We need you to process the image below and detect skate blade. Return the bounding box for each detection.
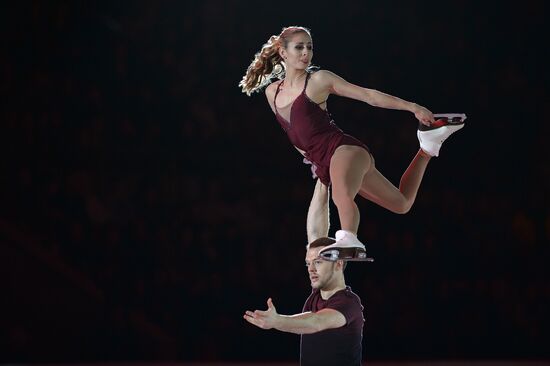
[433,113,467,125]
[320,247,374,262]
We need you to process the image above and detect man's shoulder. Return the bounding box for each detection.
[343,286,362,301]
[330,287,363,309]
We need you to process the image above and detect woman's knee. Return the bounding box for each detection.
[391,199,413,214]
[331,189,356,208]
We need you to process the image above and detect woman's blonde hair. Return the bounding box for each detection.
[239,26,312,96]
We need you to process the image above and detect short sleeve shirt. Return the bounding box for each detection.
[300,286,365,366]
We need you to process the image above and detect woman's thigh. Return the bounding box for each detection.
[329,146,372,201]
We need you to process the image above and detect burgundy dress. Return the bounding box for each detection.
[274,71,370,186]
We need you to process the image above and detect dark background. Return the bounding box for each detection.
[1,0,549,363]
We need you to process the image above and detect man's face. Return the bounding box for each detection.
[305,247,337,290]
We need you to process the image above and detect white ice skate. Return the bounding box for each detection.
[319,230,374,262]
[417,113,467,157]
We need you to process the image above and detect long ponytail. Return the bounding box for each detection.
[239,26,311,96]
[238,35,283,96]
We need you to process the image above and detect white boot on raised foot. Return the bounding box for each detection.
[417,113,467,157]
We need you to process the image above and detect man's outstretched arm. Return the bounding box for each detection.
[244,298,345,334]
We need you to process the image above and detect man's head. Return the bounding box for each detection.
[305,237,346,290]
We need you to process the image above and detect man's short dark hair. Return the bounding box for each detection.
[308,237,336,249]
[307,237,347,270]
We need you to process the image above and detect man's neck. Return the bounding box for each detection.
[320,280,347,300]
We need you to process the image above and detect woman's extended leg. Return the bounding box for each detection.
[329,145,373,235]
[359,148,431,213]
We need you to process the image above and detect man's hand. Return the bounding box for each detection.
[244,298,279,330]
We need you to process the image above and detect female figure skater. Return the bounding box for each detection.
[239,26,464,254]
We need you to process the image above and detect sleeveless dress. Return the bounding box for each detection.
[274,71,370,186]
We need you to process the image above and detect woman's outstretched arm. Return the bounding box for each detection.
[313,70,435,125]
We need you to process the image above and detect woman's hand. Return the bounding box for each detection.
[413,104,435,126]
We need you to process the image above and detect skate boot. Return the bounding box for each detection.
[417,113,466,157]
[319,230,374,262]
